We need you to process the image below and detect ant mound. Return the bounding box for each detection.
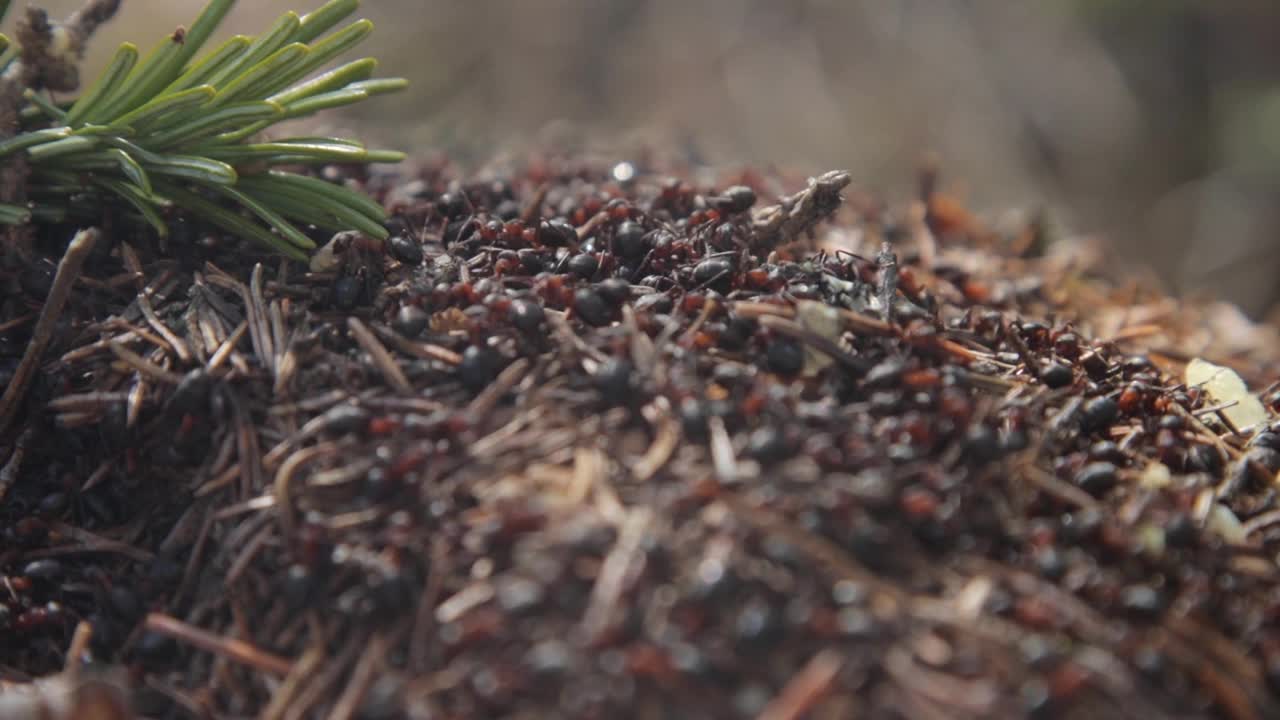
[2,155,1279,719]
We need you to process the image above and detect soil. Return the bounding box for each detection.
[2,153,1280,719]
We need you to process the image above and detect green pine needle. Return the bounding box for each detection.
[1,0,405,256]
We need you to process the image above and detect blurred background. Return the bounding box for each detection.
[28,0,1280,318]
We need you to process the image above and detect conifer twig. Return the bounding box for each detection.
[1,0,406,257]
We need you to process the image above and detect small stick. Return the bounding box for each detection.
[63,621,94,675]
[466,357,530,425]
[1166,615,1264,686]
[233,396,264,498]
[435,583,495,625]
[207,320,249,372]
[211,494,276,521]
[708,416,739,483]
[274,343,299,397]
[269,299,288,362]
[285,633,365,720]
[966,371,1020,393]
[274,444,337,547]
[1102,323,1165,344]
[1003,319,1042,382]
[1019,463,1100,510]
[1157,618,1266,720]
[730,301,794,320]
[326,632,388,720]
[50,412,99,428]
[757,315,867,373]
[566,445,603,507]
[520,182,550,224]
[169,513,214,611]
[137,292,191,363]
[45,521,155,563]
[1241,509,1280,539]
[0,428,32,502]
[1172,401,1240,466]
[756,650,843,720]
[884,645,998,715]
[143,613,292,676]
[140,677,204,718]
[109,321,171,354]
[191,432,239,496]
[836,307,898,337]
[632,399,678,482]
[80,459,113,492]
[262,641,326,720]
[250,263,277,374]
[581,509,652,642]
[549,310,610,363]
[75,272,131,289]
[997,564,1121,648]
[575,210,609,243]
[195,300,225,357]
[223,523,272,587]
[678,295,718,345]
[410,538,449,671]
[371,324,462,366]
[0,228,97,436]
[244,398,360,478]
[347,317,412,393]
[1193,399,1241,417]
[622,305,657,372]
[934,337,987,363]
[59,330,138,363]
[23,538,153,563]
[184,302,207,365]
[467,406,544,460]
[125,377,146,428]
[266,389,351,417]
[107,342,183,384]
[0,313,34,332]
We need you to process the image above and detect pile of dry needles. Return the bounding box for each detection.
[2,153,1280,719]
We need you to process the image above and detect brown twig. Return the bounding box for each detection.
[25,521,155,563]
[262,641,326,720]
[143,613,293,677]
[326,632,389,720]
[0,428,32,503]
[1018,462,1102,510]
[107,342,183,384]
[581,508,651,643]
[632,399,679,482]
[137,291,192,363]
[756,649,843,720]
[347,317,412,393]
[0,228,98,436]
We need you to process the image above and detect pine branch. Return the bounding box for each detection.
[0,0,406,259]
